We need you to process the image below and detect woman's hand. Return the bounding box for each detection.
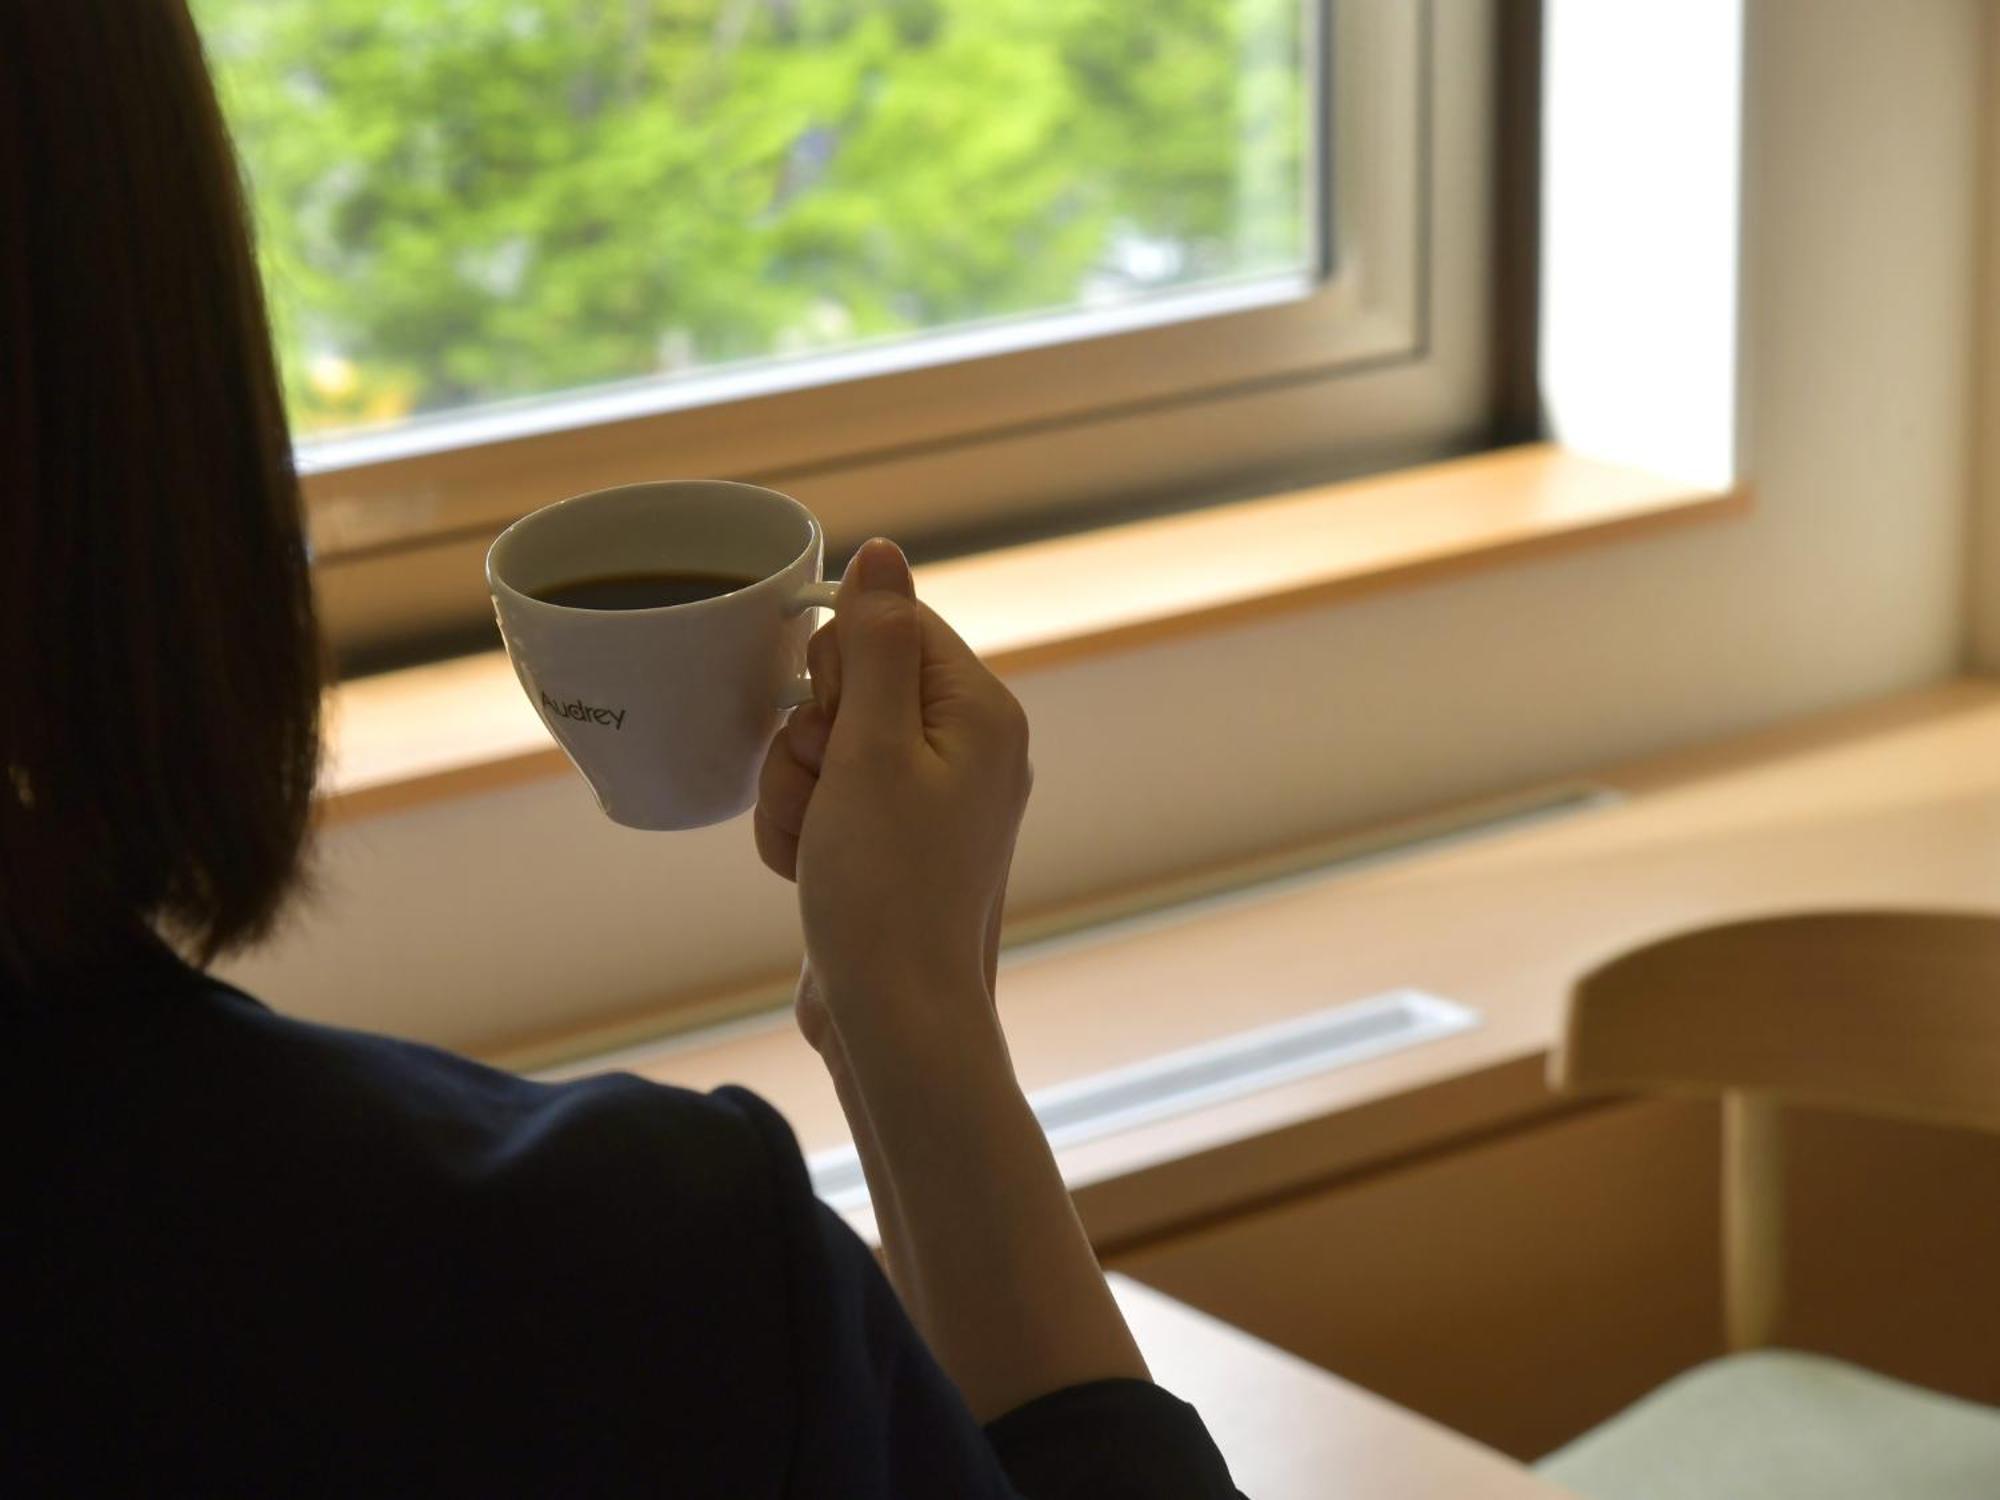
[753,538,1029,1050]
[752,542,1152,1425]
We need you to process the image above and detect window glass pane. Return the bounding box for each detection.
[193,0,1312,438]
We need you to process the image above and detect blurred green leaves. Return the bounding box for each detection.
[192,0,1307,434]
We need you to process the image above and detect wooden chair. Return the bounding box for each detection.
[1538,911,2000,1499]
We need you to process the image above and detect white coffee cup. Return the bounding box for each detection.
[487,480,839,830]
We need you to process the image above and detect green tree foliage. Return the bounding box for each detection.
[193,0,1305,433]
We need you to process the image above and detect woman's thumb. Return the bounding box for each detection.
[829,539,922,748]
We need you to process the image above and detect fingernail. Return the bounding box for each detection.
[855,537,914,596]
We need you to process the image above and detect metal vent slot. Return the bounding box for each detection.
[808,988,1477,1211]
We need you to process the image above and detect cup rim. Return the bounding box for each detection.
[486,479,819,616]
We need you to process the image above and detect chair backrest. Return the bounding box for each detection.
[1554,910,2000,1133]
[1550,910,2000,1351]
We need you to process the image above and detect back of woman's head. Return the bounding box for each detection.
[0,0,321,994]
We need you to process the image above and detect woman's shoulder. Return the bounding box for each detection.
[24,965,807,1245]
[201,977,800,1205]
[10,979,810,1493]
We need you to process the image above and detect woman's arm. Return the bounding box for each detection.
[816,976,1147,1421]
[753,538,1148,1421]
[790,962,928,1318]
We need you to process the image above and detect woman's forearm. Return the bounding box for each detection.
[819,1035,926,1317]
[822,971,1150,1423]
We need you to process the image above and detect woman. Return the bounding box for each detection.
[1,3,1243,1495]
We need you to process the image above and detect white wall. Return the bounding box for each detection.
[224,0,1987,1056]
[1970,4,2000,667]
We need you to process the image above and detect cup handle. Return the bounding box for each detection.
[778,580,843,709]
[786,580,842,616]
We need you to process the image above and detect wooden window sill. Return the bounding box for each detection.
[322,442,1743,824]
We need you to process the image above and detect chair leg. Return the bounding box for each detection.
[1723,1091,1784,1351]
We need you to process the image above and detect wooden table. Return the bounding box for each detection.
[1111,1275,1569,1497]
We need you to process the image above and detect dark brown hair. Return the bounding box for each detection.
[0,0,322,992]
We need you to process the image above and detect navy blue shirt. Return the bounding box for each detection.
[6,961,1242,1497]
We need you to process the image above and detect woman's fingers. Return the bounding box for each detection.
[753,807,800,881]
[754,708,828,880]
[788,699,831,774]
[911,599,1027,759]
[808,619,841,716]
[829,540,923,754]
[813,573,1005,758]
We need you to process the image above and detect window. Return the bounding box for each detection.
[195,0,1500,665]
[198,0,1314,437]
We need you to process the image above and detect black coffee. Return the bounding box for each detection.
[533,569,761,610]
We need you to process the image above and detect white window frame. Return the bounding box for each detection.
[303,0,1499,662]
